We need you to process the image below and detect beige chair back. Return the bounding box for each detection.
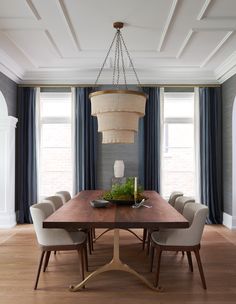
[160,203,209,246]
[30,202,74,247]
[43,195,63,211]
[182,203,209,245]
[174,196,195,214]
[55,191,71,204]
[168,191,183,206]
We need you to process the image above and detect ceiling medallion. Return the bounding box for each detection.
[89,22,147,144]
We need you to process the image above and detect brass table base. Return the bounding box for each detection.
[69,229,161,292]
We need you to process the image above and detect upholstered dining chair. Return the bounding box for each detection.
[143,191,184,253]
[55,191,71,204]
[42,195,63,211]
[30,202,87,290]
[168,191,184,206]
[50,193,93,257]
[172,196,195,256]
[174,196,195,214]
[150,203,208,289]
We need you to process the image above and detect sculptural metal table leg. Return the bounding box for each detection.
[69,229,160,292]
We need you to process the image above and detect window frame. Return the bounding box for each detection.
[37,90,73,199]
[160,89,196,198]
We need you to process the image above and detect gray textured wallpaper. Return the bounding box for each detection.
[222,74,236,215]
[97,133,139,189]
[0,72,17,117]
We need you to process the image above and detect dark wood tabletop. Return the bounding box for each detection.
[43,190,189,229]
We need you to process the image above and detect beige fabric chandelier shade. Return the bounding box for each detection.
[102,130,135,144]
[90,90,147,143]
[90,90,146,115]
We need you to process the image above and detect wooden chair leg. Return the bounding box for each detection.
[43,251,51,272]
[90,229,94,251]
[92,228,96,239]
[146,232,151,255]
[34,251,45,290]
[149,245,155,272]
[154,247,162,288]
[186,251,193,272]
[87,231,92,255]
[142,228,147,250]
[84,245,88,272]
[194,248,207,289]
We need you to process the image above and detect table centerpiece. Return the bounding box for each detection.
[103,177,146,205]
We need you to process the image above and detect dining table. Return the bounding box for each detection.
[43,190,189,291]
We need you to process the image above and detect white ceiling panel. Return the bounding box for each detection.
[0,0,236,84]
[0,0,34,18]
[160,0,206,54]
[179,30,232,64]
[205,0,236,18]
[64,0,174,51]
[4,29,61,66]
[32,0,80,57]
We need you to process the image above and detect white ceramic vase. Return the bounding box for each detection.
[114,160,125,178]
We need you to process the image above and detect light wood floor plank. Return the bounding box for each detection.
[0,225,236,304]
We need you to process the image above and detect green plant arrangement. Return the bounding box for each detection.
[103,177,145,202]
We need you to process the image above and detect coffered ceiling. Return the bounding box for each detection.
[0,0,236,84]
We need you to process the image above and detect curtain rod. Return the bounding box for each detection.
[18,83,221,88]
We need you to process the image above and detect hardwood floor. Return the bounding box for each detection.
[0,225,236,304]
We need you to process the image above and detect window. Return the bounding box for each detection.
[38,92,73,198]
[161,92,195,198]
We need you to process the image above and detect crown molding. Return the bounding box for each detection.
[215,51,236,83]
[19,68,218,85]
[0,51,24,83]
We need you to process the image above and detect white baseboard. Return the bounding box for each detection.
[223,212,236,229]
[0,213,16,228]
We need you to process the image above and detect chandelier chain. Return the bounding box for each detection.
[116,31,121,88]
[119,31,128,89]
[112,31,119,86]
[120,32,141,87]
[94,26,142,88]
[94,31,118,86]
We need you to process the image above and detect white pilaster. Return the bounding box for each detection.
[0,91,18,228]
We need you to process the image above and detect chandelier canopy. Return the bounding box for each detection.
[89,22,147,144]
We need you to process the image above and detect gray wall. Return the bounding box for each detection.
[222,74,236,215]
[97,133,139,189]
[0,72,17,117]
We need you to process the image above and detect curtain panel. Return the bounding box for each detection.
[16,87,37,223]
[199,87,223,224]
[73,87,98,193]
[138,87,160,192]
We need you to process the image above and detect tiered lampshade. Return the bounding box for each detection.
[90,90,147,143]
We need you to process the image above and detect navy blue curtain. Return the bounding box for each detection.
[138,87,160,191]
[16,87,37,223]
[74,87,98,193]
[199,87,222,224]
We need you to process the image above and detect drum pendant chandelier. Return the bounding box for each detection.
[89,22,147,144]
